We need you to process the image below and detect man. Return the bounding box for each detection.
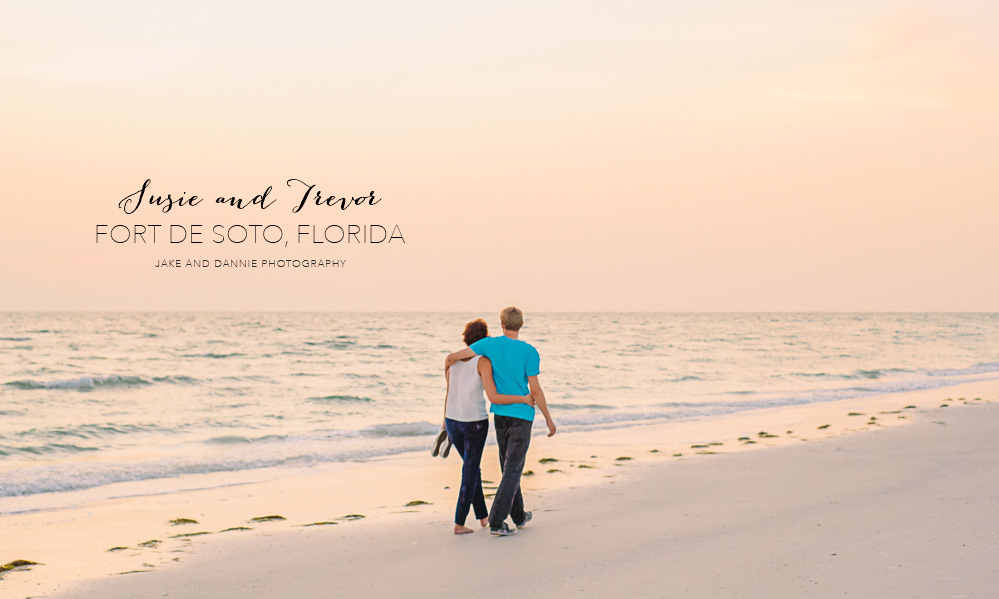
[445,306,556,536]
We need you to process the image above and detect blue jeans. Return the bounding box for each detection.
[488,415,532,528]
[444,418,489,526]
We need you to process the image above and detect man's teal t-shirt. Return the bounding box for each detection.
[469,335,540,421]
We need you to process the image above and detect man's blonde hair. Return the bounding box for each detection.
[500,306,524,331]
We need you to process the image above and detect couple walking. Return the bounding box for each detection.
[438,306,556,536]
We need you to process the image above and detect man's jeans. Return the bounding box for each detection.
[488,415,533,528]
[444,418,489,526]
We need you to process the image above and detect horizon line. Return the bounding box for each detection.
[2,310,998,315]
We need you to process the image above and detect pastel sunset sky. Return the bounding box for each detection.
[1,1,996,311]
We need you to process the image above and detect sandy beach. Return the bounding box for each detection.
[1,378,995,598]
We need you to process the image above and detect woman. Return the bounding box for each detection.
[441,318,533,535]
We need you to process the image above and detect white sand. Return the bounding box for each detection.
[4,380,998,598]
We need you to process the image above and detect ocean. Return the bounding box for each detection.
[2,312,997,509]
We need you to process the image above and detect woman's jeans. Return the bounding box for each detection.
[444,417,489,526]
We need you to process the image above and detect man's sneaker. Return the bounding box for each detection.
[514,511,532,528]
[489,522,517,537]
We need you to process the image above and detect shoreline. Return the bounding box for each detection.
[2,378,997,597]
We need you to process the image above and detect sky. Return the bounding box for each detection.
[1,0,997,311]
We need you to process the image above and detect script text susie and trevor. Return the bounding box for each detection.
[117,178,381,214]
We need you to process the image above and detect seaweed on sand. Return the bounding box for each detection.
[250,515,286,523]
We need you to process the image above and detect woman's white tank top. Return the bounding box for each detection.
[445,356,488,422]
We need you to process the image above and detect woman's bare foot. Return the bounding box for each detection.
[454,525,474,535]
[479,518,489,528]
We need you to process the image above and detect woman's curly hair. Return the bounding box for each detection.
[463,319,488,346]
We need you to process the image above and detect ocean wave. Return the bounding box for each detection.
[360,422,439,438]
[667,375,703,382]
[4,374,198,391]
[304,339,356,348]
[5,375,153,391]
[850,368,913,380]
[153,375,199,384]
[0,442,431,497]
[553,409,691,428]
[624,343,658,351]
[925,361,999,377]
[1,442,101,456]
[785,363,998,382]
[308,395,372,403]
[204,434,286,445]
[781,368,914,381]
[555,370,999,429]
[106,330,159,338]
[656,400,760,409]
[218,375,273,382]
[12,422,169,442]
[547,402,615,411]
[0,336,31,341]
[182,352,245,359]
